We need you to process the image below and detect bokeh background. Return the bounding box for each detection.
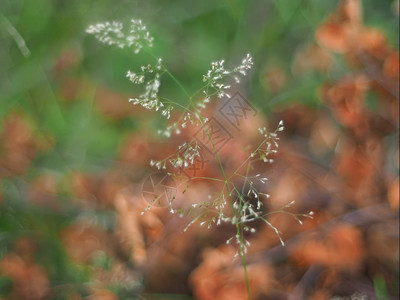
[0,0,399,299]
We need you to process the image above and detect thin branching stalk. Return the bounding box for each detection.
[162,66,253,300]
[86,20,312,300]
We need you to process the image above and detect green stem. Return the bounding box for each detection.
[0,11,31,57]
[162,65,191,98]
[196,113,252,300]
[163,62,252,300]
[228,133,274,182]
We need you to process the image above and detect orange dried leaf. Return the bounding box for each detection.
[88,289,117,300]
[323,76,369,131]
[357,28,388,58]
[383,51,400,80]
[0,113,38,178]
[95,87,143,120]
[293,44,333,74]
[190,246,271,300]
[0,254,49,300]
[338,0,362,25]
[52,47,81,76]
[292,224,364,270]
[61,223,112,264]
[265,67,286,93]
[335,146,375,188]
[388,177,399,210]
[315,20,348,53]
[27,174,58,208]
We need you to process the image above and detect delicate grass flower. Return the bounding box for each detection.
[201,54,254,103]
[88,20,312,300]
[86,19,153,53]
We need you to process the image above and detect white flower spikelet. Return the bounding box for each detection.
[86,19,153,54]
[254,120,284,163]
[202,54,254,101]
[127,58,171,117]
[234,53,253,76]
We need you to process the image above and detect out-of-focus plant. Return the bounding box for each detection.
[86,19,313,299]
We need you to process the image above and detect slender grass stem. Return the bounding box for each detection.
[162,57,253,300]
[194,111,252,300]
